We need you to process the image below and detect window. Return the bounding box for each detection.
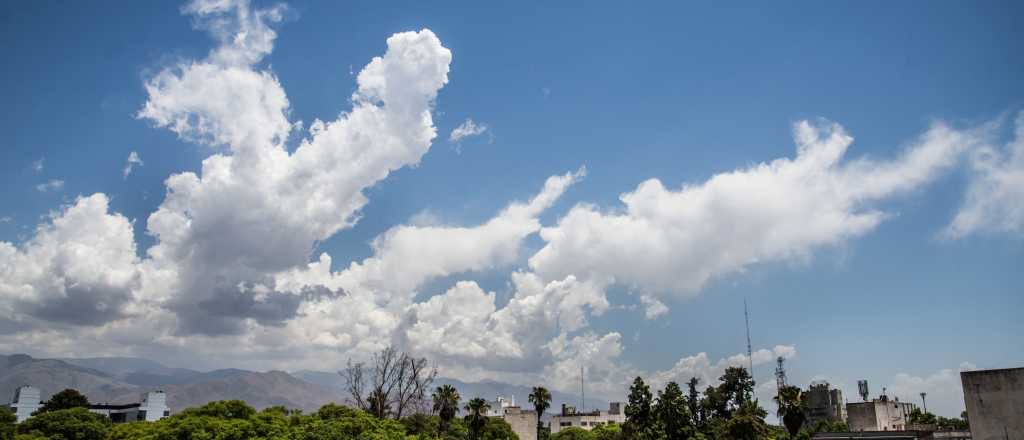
[560,422,572,427]
[137,410,147,421]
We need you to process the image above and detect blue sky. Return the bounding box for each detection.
[1,1,1022,418]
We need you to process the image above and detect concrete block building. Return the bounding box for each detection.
[805,382,848,426]
[847,392,917,432]
[960,367,1024,440]
[550,402,626,434]
[482,395,537,440]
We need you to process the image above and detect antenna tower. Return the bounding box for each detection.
[775,356,787,393]
[580,365,585,413]
[744,299,753,374]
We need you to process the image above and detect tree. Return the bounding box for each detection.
[551,427,595,440]
[908,408,939,426]
[686,377,702,429]
[774,385,806,437]
[655,381,693,440]
[718,400,770,440]
[37,388,90,414]
[433,384,461,436]
[0,407,15,440]
[17,408,110,440]
[718,367,755,412]
[464,397,491,440]
[529,386,552,440]
[624,377,656,440]
[342,346,438,419]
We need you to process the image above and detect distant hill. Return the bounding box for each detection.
[1,354,343,412]
[5,354,611,418]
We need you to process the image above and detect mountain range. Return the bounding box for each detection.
[0,354,604,417]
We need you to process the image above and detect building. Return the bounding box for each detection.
[482,395,537,440]
[89,391,170,423]
[960,367,1024,440]
[500,406,538,440]
[847,391,918,432]
[9,386,41,423]
[485,395,516,417]
[550,402,626,434]
[806,381,848,426]
[8,386,169,423]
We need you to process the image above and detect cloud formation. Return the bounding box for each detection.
[0,0,1018,409]
[529,119,980,309]
[122,151,143,178]
[449,118,488,142]
[35,180,64,193]
[946,113,1024,238]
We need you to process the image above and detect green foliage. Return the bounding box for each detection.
[463,398,491,440]
[624,377,656,440]
[17,407,111,440]
[37,389,91,414]
[908,408,937,425]
[551,427,594,440]
[590,423,623,440]
[529,387,552,440]
[773,385,806,437]
[623,368,770,440]
[433,385,461,436]
[0,407,16,440]
[654,382,693,440]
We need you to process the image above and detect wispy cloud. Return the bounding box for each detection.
[449,118,488,143]
[32,158,44,172]
[35,179,64,192]
[123,151,144,178]
[0,216,11,223]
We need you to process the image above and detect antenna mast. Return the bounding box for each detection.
[580,365,585,413]
[775,356,787,393]
[744,299,753,374]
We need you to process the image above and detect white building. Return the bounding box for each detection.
[486,395,516,417]
[9,386,42,423]
[8,387,169,423]
[550,402,626,434]
[846,391,918,432]
[89,391,170,423]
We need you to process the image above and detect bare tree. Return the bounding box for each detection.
[340,346,437,419]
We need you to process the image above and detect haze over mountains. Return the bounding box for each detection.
[0,354,601,416]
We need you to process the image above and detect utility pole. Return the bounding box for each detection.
[920,392,928,413]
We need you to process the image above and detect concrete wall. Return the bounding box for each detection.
[847,400,915,431]
[961,368,1024,440]
[502,407,538,440]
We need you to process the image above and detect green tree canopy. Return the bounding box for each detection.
[433,384,461,436]
[17,407,110,440]
[624,377,656,440]
[37,389,90,414]
[773,385,806,437]
[654,381,693,440]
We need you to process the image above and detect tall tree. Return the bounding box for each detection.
[529,386,552,440]
[38,389,90,414]
[718,367,755,412]
[685,377,702,429]
[773,385,806,437]
[341,346,437,419]
[464,398,491,440]
[433,384,461,436]
[624,377,655,440]
[655,382,693,440]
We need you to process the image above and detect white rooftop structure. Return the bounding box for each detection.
[9,386,41,423]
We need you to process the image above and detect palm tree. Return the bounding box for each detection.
[773,385,807,437]
[433,384,461,436]
[464,397,491,440]
[529,386,552,440]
